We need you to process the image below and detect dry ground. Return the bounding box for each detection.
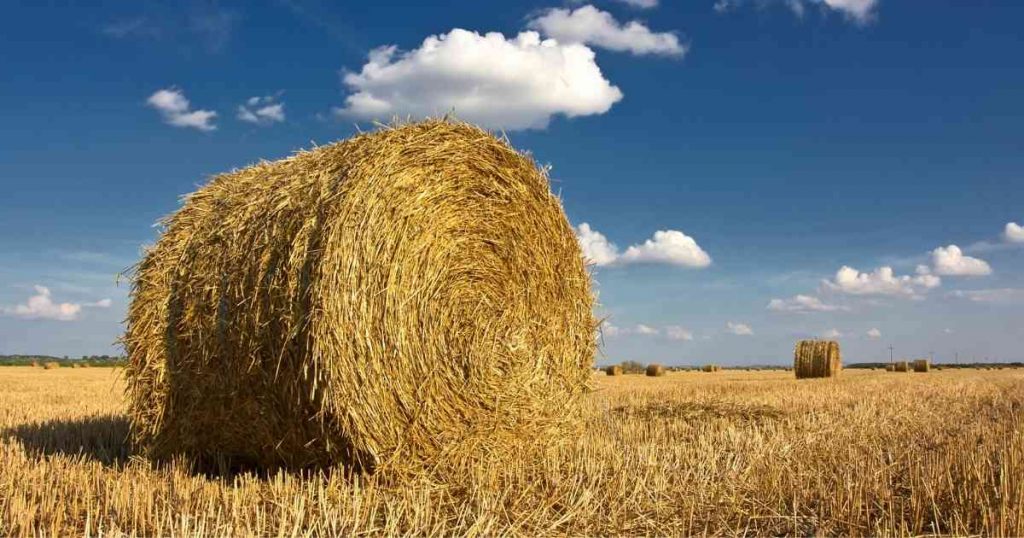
[1,366,1022,536]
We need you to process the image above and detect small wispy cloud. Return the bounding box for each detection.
[613,0,659,8]
[767,294,847,313]
[948,288,1024,305]
[713,0,878,24]
[237,95,286,125]
[101,5,238,53]
[101,17,161,39]
[1,285,111,322]
[528,5,685,57]
[727,321,754,336]
[147,88,217,131]
[665,325,694,341]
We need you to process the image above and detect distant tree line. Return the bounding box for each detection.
[846,362,1023,369]
[0,354,127,367]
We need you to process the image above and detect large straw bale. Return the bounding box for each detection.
[605,365,623,376]
[894,361,910,372]
[913,359,930,372]
[123,120,596,472]
[701,364,719,373]
[793,340,841,379]
[645,363,666,377]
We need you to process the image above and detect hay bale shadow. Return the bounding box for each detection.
[611,401,786,423]
[2,415,353,481]
[2,413,132,467]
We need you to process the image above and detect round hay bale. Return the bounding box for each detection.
[885,364,895,372]
[793,340,841,379]
[605,365,623,376]
[123,120,596,472]
[42,362,60,370]
[894,360,910,372]
[912,358,930,372]
[30,361,39,368]
[645,363,666,377]
[701,364,718,373]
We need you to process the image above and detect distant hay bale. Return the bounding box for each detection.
[894,361,910,372]
[30,361,39,368]
[605,365,623,376]
[645,364,666,377]
[123,120,596,472]
[913,359,930,372]
[885,364,895,372]
[793,340,841,379]
[701,364,719,373]
[42,362,60,370]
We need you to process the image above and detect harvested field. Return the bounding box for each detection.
[2,367,1023,536]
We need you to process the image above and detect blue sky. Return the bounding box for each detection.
[1,0,1022,364]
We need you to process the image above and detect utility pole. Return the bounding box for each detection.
[888,344,894,365]
[955,351,959,365]
[929,350,935,364]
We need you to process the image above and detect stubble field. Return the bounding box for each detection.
[1,366,1022,536]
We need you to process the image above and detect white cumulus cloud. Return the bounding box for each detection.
[931,245,992,276]
[620,230,712,268]
[1004,222,1024,243]
[665,325,694,341]
[237,95,285,125]
[866,328,881,339]
[1,285,110,322]
[575,224,711,268]
[335,29,623,131]
[727,321,753,336]
[527,5,685,57]
[822,265,940,297]
[576,223,619,266]
[146,88,217,131]
[821,328,842,338]
[767,294,846,313]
